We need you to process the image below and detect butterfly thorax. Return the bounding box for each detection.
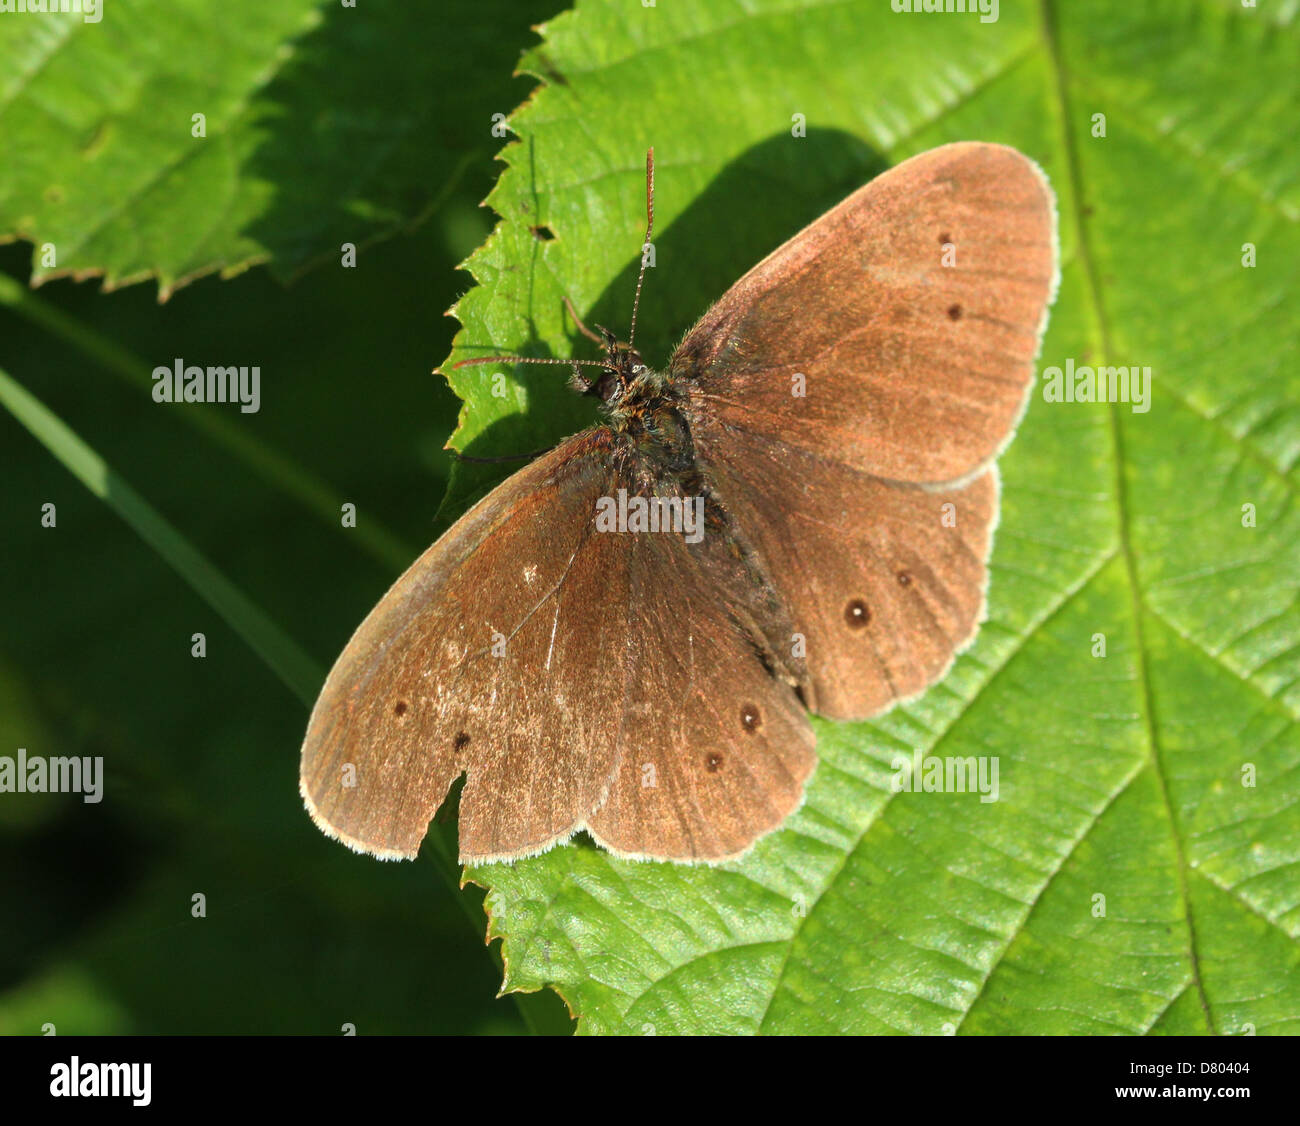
[603,365,698,480]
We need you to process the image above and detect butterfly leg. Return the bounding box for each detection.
[563,295,604,344]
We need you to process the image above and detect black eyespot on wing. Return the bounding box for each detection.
[740,705,761,734]
[947,304,962,321]
[706,752,724,772]
[453,732,471,751]
[845,599,870,628]
[896,570,913,587]
[393,701,408,716]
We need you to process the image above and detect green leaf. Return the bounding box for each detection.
[448,0,1300,1033]
[0,0,543,296]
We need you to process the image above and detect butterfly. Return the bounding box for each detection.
[300,142,1058,865]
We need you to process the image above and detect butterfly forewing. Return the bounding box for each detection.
[671,142,1057,485]
[300,431,630,862]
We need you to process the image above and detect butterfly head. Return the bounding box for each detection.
[586,323,652,409]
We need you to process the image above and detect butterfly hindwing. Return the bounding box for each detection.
[586,511,816,861]
[690,413,998,720]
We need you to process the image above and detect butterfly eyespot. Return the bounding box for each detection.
[453,732,471,751]
[740,705,762,734]
[706,752,724,772]
[939,231,951,245]
[896,570,913,587]
[947,304,962,321]
[393,701,409,716]
[844,599,871,628]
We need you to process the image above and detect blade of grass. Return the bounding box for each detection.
[0,365,322,704]
[0,273,417,572]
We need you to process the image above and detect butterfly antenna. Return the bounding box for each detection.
[627,147,655,350]
[451,355,608,370]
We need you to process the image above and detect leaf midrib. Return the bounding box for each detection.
[752,0,1230,1036]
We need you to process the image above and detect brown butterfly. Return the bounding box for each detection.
[300,142,1058,865]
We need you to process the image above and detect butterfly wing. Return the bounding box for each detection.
[585,510,815,861]
[300,429,815,864]
[300,429,631,862]
[677,142,1055,720]
[691,414,998,720]
[673,142,1058,485]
